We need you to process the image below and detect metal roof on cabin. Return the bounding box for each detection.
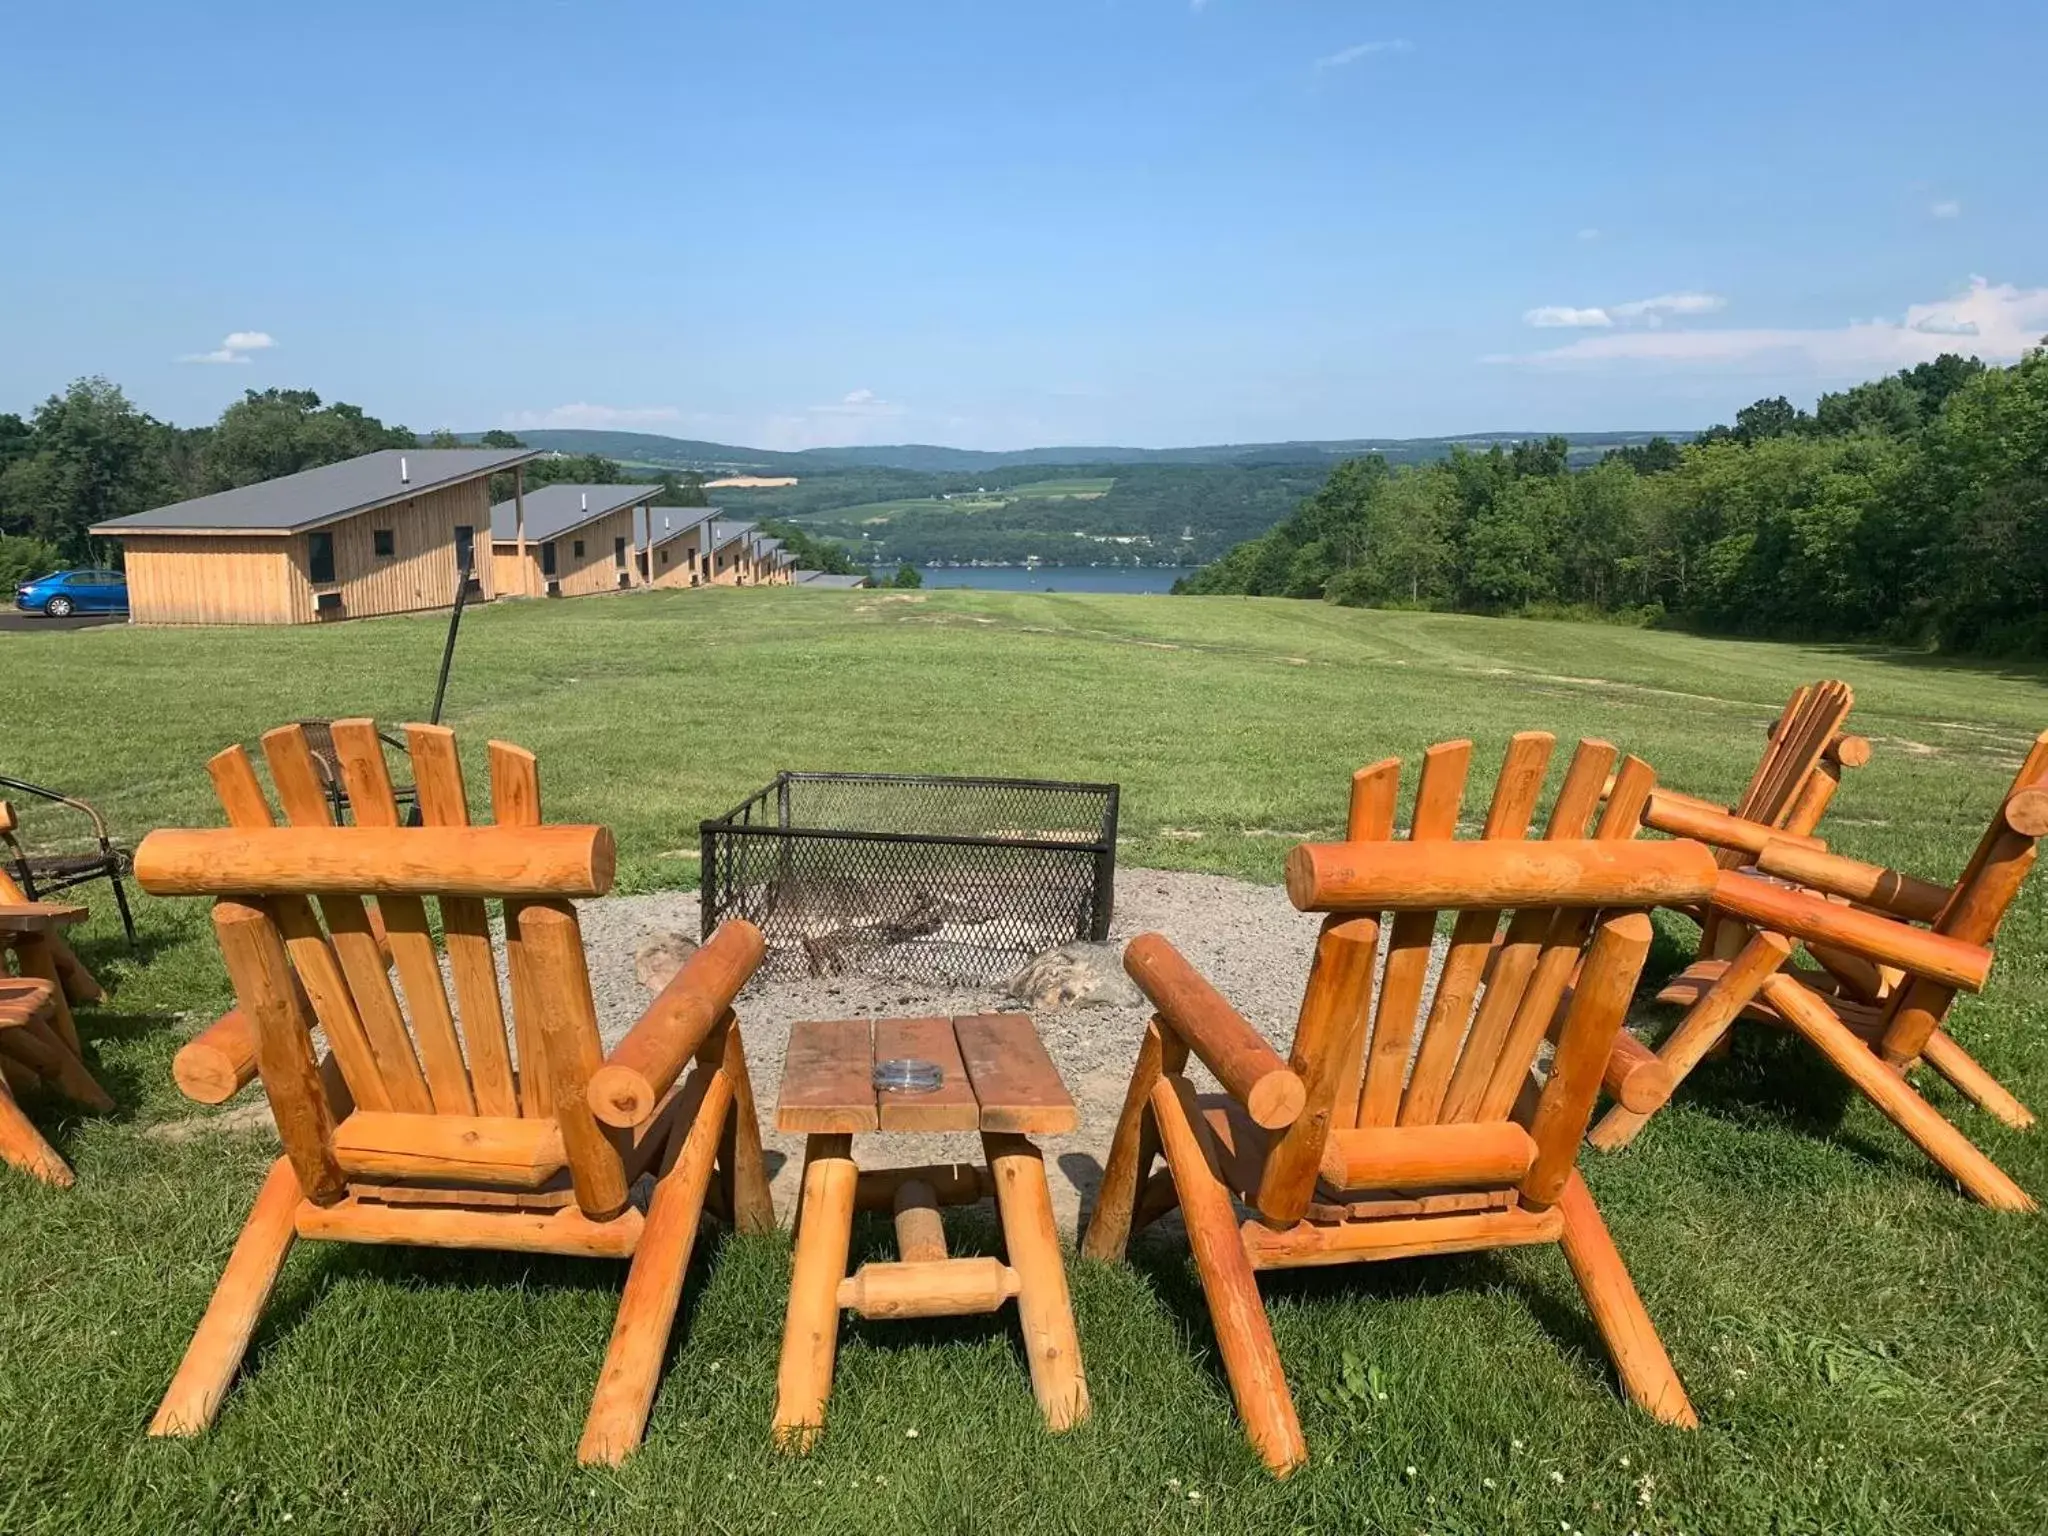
[638,506,720,551]
[488,483,651,543]
[707,519,757,548]
[89,448,538,536]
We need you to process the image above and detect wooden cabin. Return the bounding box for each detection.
[642,508,718,589]
[753,536,795,584]
[89,448,535,626]
[489,484,653,599]
[704,519,759,586]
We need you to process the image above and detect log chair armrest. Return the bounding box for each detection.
[1752,841,1951,925]
[1641,791,1826,859]
[1711,871,1992,992]
[586,919,765,1129]
[1124,932,1305,1130]
[172,1009,260,1104]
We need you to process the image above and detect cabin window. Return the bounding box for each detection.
[453,524,475,574]
[614,536,628,569]
[573,539,585,559]
[372,528,395,557]
[308,531,336,585]
[660,550,669,565]
[541,541,558,577]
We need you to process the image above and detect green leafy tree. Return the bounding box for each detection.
[203,388,414,490]
[0,377,171,558]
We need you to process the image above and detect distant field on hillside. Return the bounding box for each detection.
[5,589,2047,1532]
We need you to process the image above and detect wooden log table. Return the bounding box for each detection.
[0,901,111,1186]
[772,1011,1089,1450]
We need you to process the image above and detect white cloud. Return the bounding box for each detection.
[1314,40,1411,70]
[504,403,686,431]
[1523,293,1723,330]
[1489,276,2048,372]
[178,330,278,365]
[1577,227,1602,242]
[810,387,904,419]
[1931,199,1962,219]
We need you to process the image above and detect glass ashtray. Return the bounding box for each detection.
[874,1058,945,1094]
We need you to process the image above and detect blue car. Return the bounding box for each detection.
[14,568,129,617]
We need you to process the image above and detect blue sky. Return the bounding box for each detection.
[5,1,2045,449]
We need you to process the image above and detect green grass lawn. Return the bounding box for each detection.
[5,587,2048,1533]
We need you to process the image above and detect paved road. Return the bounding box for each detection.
[0,611,125,633]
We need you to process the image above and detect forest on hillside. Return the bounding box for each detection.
[1181,349,2048,655]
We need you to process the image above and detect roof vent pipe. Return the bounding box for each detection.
[399,455,410,484]
[581,492,588,512]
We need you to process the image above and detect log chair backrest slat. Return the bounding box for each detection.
[1261,736,1665,1223]
[176,724,613,1190]
[1731,681,1854,840]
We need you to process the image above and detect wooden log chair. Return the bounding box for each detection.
[137,720,775,1465]
[1588,732,2048,1214]
[1081,734,1718,1475]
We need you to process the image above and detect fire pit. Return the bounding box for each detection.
[699,772,1119,982]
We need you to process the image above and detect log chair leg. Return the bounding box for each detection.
[579,1069,732,1465]
[984,1132,1089,1431]
[1081,1020,1169,1262]
[1920,1029,2036,1132]
[14,937,81,1057]
[0,1073,74,1187]
[1553,1171,1698,1428]
[772,1132,857,1452]
[1589,931,1792,1154]
[1149,1078,1306,1477]
[150,1158,303,1436]
[15,1019,116,1113]
[1764,974,2037,1213]
[710,1021,776,1236]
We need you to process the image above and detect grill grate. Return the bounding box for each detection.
[700,773,1119,983]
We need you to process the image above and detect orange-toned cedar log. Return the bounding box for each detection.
[695,1012,776,1235]
[577,1065,731,1465]
[984,1131,1090,1431]
[517,901,630,1220]
[134,823,615,899]
[1761,971,2036,1212]
[1752,841,1950,923]
[1712,871,1991,991]
[6,1018,115,1111]
[1588,929,1795,1152]
[1327,758,1401,1128]
[1521,911,1653,1208]
[587,920,766,1128]
[488,739,553,1119]
[1286,837,1719,914]
[1825,733,1872,769]
[1601,1030,1675,1115]
[295,1197,646,1257]
[212,898,345,1205]
[172,1009,260,1105]
[149,1158,304,1435]
[1316,1121,1537,1192]
[773,1132,859,1453]
[1640,792,1826,857]
[0,1075,74,1186]
[1081,1017,1173,1259]
[893,1179,949,1263]
[1150,1075,1307,1475]
[1241,1203,1564,1269]
[1920,1028,2036,1130]
[329,1111,567,1188]
[1553,1172,1698,1427]
[837,1256,1020,1319]
[1125,933,1306,1130]
[857,1162,991,1210]
[1254,916,1378,1226]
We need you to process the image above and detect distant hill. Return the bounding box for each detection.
[471,428,1694,475]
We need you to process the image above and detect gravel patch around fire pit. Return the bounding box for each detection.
[574,867,1331,1235]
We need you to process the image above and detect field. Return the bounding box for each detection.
[5,587,2048,1533]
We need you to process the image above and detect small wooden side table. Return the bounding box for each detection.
[771,1011,1088,1450]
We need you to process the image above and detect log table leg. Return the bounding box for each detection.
[0,1074,73,1186]
[984,1132,1090,1431]
[773,1132,858,1452]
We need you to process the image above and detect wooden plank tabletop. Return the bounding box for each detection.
[955,1013,1078,1135]
[776,1012,1076,1137]
[0,903,90,934]
[874,1016,980,1133]
[777,1018,879,1133]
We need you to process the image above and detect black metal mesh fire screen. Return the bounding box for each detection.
[699,773,1119,982]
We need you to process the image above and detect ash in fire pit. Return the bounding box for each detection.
[699,772,1119,983]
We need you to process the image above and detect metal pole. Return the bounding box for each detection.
[429,548,473,726]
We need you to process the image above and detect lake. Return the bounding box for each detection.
[913,566,1194,594]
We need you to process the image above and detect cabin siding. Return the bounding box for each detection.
[115,477,492,626]
[648,524,709,588]
[490,503,644,599]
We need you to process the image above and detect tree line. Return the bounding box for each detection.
[1180,347,2048,655]
[0,379,708,587]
